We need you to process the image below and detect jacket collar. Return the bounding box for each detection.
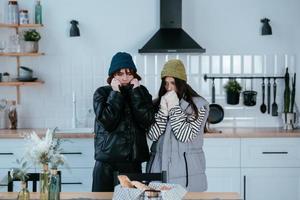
[180,98,189,110]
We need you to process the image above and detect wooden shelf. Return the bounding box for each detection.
[0,52,45,57]
[0,80,44,86]
[0,24,44,104]
[0,23,43,28]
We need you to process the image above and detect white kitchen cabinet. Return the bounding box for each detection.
[60,168,93,192]
[241,138,300,167]
[0,139,26,168]
[241,138,300,200]
[206,168,240,193]
[59,138,94,192]
[241,168,300,200]
[0,139,39,192]
[204,138,240,167]
[0,139,26,191]
[204,138,241,193]
[0,137,95,192]
[0,168,9,192]
[60,139,94,168]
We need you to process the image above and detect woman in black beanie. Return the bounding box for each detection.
[92,52,155,191]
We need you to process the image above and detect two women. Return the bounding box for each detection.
[147,59,209,192]
[93,53,209,192]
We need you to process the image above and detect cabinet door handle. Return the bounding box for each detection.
[262,151,288,154]
[0,153,14,155]
[61,182,83,185]
[243,175,246,200]
[61,152,82,155]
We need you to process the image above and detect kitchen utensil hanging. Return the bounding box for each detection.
[260,78,267,113]
[271,78,278,116]
[267,78,271,114]
[242,78,257,106]
[208,78,224,124]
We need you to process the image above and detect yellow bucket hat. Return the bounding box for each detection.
[161,59,187,81]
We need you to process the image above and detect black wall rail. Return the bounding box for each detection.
[204,74,285,81]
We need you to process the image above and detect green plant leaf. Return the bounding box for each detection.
[224,80,242,93]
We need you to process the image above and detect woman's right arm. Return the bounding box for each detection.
[93,87,124,132]
[147,110,168,141]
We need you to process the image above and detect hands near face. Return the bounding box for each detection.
[130,78,140,89]
[159,96,168,115]
[159,90,179,115]
[165,90,179,111]
[111,78,140,92]
[111,78,121,92]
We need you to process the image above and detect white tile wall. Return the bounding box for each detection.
[0,53,296,129]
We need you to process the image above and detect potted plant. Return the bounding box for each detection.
[22,29,41,53]
[224,79,242,105]
[282,68,297,130]
[9,158,30,200]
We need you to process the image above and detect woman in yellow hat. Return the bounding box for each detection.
[147,59,209,192]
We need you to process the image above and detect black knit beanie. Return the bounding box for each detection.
[108,52,137,76]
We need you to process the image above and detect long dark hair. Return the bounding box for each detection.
[154,77,201,118]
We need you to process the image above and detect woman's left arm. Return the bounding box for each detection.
[169,105,209,142]
[130,85,155,129]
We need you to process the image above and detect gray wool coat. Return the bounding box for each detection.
[148,97,209,192]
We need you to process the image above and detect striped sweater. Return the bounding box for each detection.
[148,105,207,143]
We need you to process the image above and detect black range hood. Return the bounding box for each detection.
[139,0,205,53]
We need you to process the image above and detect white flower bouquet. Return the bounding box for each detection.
[24,128,66,169]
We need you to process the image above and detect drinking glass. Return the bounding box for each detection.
[0,41,6,52]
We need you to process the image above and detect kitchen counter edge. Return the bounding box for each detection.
[0,128,300,138]
[0,128,94,138]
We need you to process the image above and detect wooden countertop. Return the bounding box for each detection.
[0,128,299,139]
[0,128,94,139]
[0,192,241,200]
[204,127,300,138]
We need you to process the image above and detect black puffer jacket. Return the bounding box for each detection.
[93,85,155,163]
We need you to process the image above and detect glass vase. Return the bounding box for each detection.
[39,164,49,200]
[18,181,30,200]
[48,169,60,200]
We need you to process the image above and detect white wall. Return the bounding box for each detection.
[0,0,299,128]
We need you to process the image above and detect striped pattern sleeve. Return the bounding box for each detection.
[147,110,168,141]
[169,105,208,143]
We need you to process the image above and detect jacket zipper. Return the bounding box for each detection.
[183,152,189,187]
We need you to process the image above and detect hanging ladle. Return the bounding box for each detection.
[260,78,267,113]
[271,78,278,116]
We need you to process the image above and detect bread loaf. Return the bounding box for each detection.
[131,181,160,197]
[117,175,134,188]
[131,181,151,190]
[160,185,172,191]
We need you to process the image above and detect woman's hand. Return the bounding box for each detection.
[160,96,168,116]
[164,91,179,111]
[130,78,140,88]
[111,78,121,92]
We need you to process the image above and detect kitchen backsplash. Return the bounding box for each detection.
[0,53,297,129]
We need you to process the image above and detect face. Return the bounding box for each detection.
[164,76,177,92]
[114,68,134,86]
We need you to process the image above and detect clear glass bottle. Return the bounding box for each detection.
[39,164,49,200]
[35,0,42,24]
[8,34,21,53]
[17,181,30,200]
[8,0,19,24]
[48,169,60,200]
